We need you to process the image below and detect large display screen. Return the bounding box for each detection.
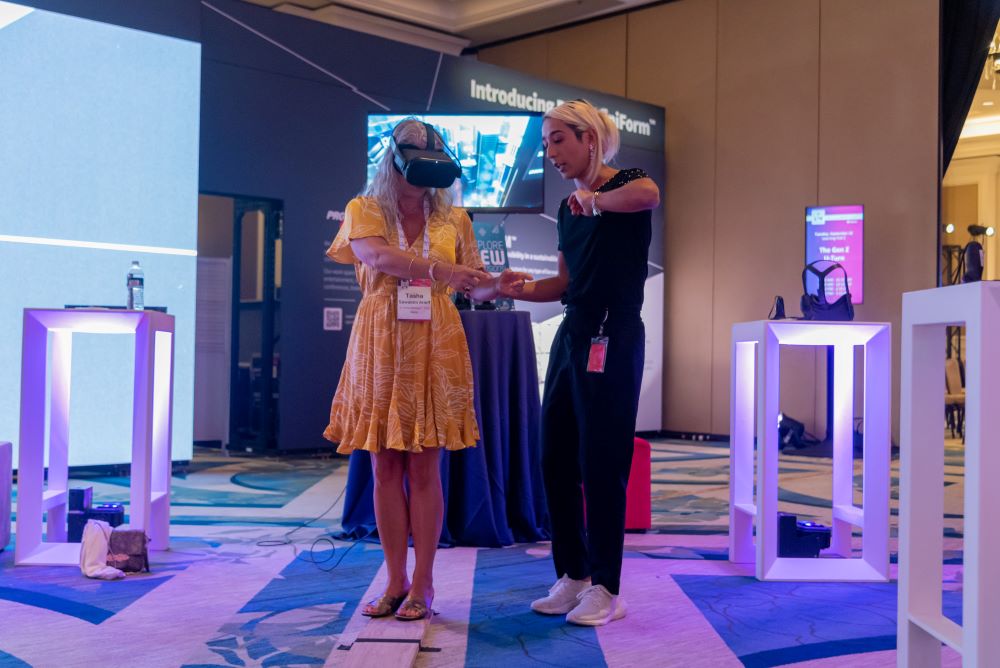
[367,113,544,212]
[0,1,200,467]
[804,205,864,304]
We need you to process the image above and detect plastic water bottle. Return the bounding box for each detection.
[126,260,144,310]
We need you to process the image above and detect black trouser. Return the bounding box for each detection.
[540,306,645,595]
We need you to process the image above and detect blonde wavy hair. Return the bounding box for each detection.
[364,118,454,231]
[544,99,620,186]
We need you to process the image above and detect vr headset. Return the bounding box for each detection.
[800,261,855,321]
[391,121,461,189]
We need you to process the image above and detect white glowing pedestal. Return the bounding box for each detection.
[1,441,10,551]
[898,282,1000,667]
[16,308,175,566]
[728,320,891,581]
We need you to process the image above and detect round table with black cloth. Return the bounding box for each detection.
[337,310,550,547]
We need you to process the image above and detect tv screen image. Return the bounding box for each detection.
[367,113,544,212]
[804,204,864,305]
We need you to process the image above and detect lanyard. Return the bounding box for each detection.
[395,198,431,259]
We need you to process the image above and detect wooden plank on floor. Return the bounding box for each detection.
[328,547,477,667]
[596,556,743,668]
[339,615,431,668]
[358,615,429,640]
[414,547,478,668]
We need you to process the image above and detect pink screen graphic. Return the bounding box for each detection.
[805,205,863,304]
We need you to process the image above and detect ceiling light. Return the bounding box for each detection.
[985,101,996,107]
[946,223,955,234]
[961,115,1000,138]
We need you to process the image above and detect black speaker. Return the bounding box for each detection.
[69,487,93,511]
[86,503,125,528]
[68,503,126,542]
[68,511,89,542]
[777,512,831,558]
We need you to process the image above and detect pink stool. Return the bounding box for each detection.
[626,437,652,530]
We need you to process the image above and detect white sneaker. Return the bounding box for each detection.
[530,575,591,615]
[566,585,626,626]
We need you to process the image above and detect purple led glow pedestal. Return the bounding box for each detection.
[898,282,1000,668]
[1,441,10,551]
[729,320,891,581]
[15,308,175,566]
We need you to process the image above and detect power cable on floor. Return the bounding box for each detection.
[254,484,379,573]
[255,483,347,548]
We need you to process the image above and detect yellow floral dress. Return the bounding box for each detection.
[323,196,484,454]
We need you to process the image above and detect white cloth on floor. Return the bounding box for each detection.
[79,520,124,580]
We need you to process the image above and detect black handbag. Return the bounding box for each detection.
[800,261,854,321]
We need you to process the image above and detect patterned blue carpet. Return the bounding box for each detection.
[0,440,967,667]
[466,545,605,667]
[675,575,962,667]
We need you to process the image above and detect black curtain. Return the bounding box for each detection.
[941,0,1000,172]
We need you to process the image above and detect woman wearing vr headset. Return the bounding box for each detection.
[513,99,659,626]
[324,118,530,621]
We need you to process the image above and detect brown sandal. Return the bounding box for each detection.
[361,592,408,618]
[394,596,433,621]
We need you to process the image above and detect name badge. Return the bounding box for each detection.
[398,278,432,321]
[587,336,609,373]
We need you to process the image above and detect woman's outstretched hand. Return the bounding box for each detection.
[444,264,492,295]
[496,269,533,298]
[568,189,595,216]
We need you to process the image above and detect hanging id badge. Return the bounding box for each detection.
[396,201,432,321]
[587,311,609,373]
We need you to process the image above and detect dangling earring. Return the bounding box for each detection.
[588,144,595,162]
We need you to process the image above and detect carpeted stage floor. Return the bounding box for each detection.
[0,439,966,667]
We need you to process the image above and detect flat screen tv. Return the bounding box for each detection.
[367,112,544,213]
[804,204,864,305]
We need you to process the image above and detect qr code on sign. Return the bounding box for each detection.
[323,307,343,331]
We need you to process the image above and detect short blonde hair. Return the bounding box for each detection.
[544,99,620,185]
[365,118,453,230]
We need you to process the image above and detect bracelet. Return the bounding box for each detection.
[445,263,456,284]
[406,255,418,279]
[591,190,602,217]
[428,260,439,281]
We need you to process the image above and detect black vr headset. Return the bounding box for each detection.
[390,121,462,189]
[800,261,855,322]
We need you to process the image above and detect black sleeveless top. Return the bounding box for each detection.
[557,168,652,311]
